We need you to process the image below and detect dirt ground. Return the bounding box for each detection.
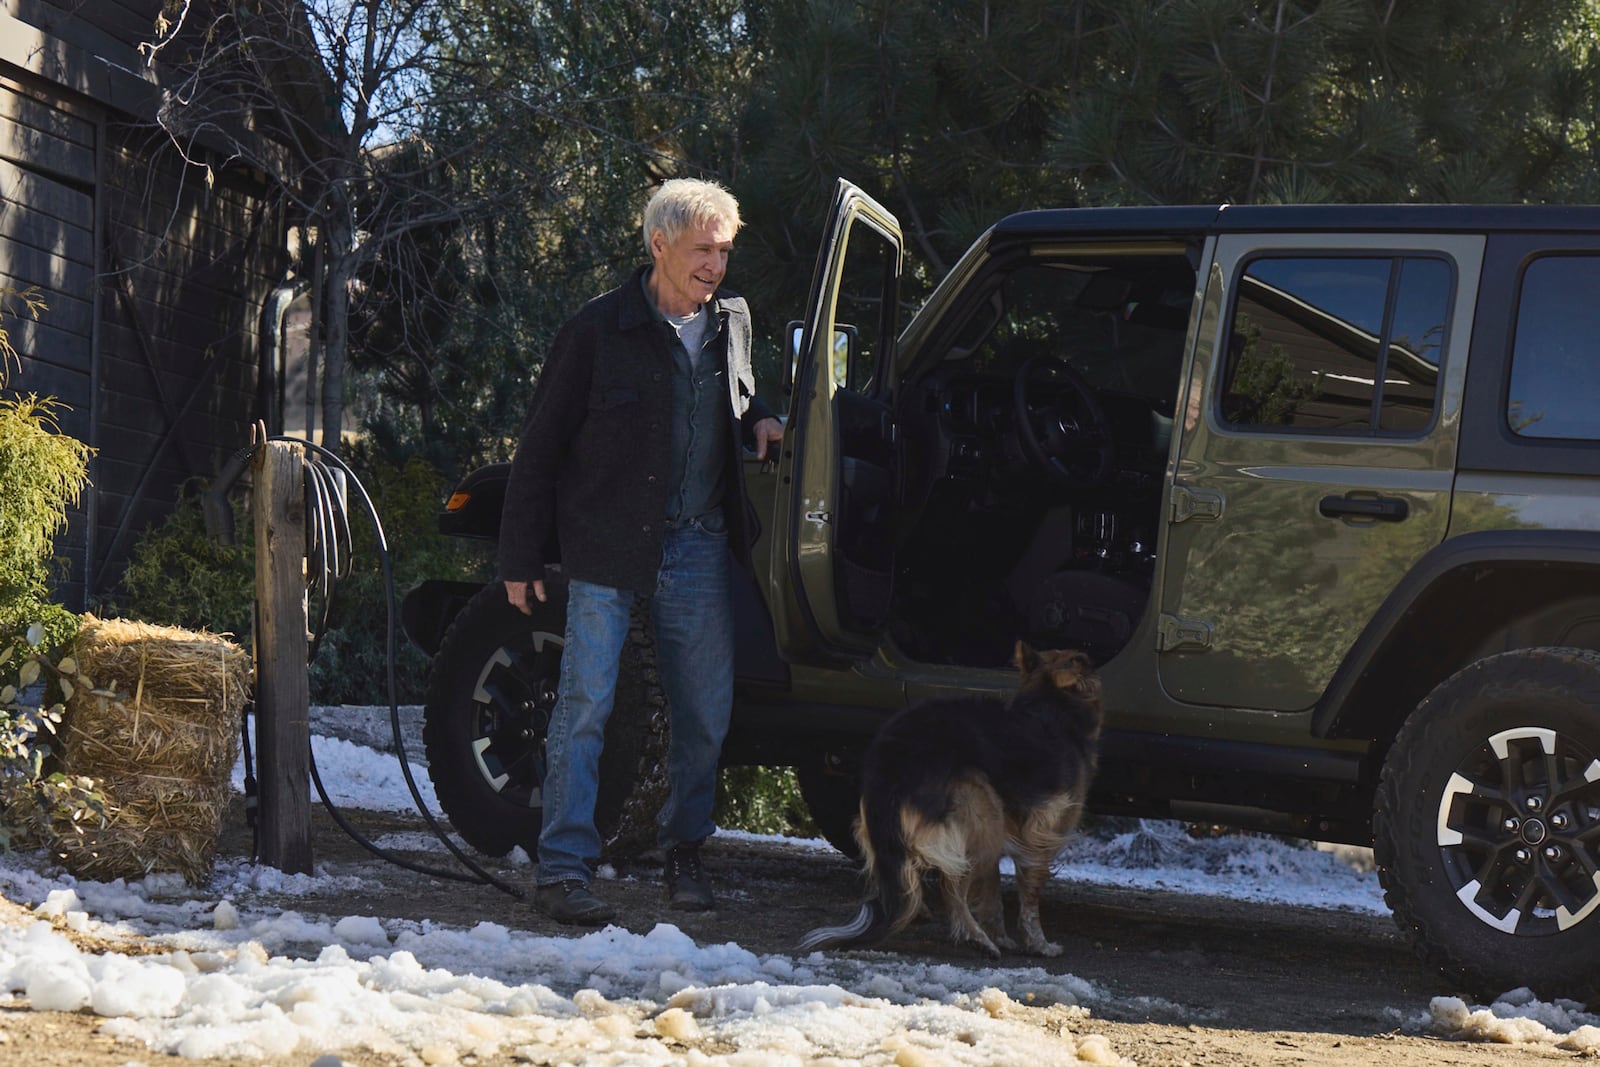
[0,801,1587,1067]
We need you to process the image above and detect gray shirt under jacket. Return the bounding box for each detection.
[656,284,730,532]
[497,264,776,595]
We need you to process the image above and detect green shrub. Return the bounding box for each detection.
[715,765,820,839]
[0,288,97,840]
[118,486,254,642]
[0,391,89,646]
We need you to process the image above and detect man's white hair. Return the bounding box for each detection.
[642,178,742,253]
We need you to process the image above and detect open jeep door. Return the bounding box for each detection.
[768,179,903,666]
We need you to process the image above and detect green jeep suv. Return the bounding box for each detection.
[404,181,1600,998]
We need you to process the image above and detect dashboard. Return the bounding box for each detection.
[921,374,1174,488]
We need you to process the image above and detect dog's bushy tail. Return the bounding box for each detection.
[795,788,922,952]
[795,899,888,952]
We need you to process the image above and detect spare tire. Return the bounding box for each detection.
[420,580,667,858]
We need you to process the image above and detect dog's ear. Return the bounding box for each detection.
[1014,640,1040,674]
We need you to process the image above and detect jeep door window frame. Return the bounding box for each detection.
[1216,252,1455,437]
[1460,234,1600,476]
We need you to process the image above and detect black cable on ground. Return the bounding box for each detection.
[232,437,523,898]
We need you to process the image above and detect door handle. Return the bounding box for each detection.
[1318,495,1409,522]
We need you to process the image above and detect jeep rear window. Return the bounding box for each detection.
[1219,256,1448,434]
[1508,256,1600,440]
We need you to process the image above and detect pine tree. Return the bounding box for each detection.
[733,0,1600,328]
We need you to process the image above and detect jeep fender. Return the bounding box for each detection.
[401,579,487,657]
[437,462,510,540]
[1315,529,1600,741]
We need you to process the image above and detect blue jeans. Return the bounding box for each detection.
[536,520,734,886]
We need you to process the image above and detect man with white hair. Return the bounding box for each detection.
[499,178,783,925]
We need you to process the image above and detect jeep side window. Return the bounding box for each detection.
[1507,255,1600,440]
[1379,258,1450,432]
[1218,256,1449,433]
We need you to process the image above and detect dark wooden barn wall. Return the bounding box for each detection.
[0,0,289,609]
[93,126,280,594]
[0,75,96,607]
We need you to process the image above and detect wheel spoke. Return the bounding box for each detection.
[1452,827,1503,852]
[477,678,518,715]
[1498,738,1528,798]
[1544,748,1564,801]
[469,737,510,792]
[1470,843,1523,894]
[1557,872,1600,930]
[1436,770,1505,846]
[1508,873,1543,923]
[471,648,515,704]
[497,743,540,778]
[1549,757,1600,807]
[1455,880,1521,933]
[1538,864,1594,921]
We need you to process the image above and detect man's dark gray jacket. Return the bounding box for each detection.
[498,266,777,594]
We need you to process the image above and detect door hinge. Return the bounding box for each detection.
[1156,613,1214,652]
[1170,485,1224,524]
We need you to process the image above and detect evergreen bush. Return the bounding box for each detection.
[0,290,88,645]
[715,765,820,840]
[117,486,254,643]
[0,288,98,843]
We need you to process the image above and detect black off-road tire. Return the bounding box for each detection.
[420,580,669,859]
[796,755,862,859]
[1374,647,1600,1000]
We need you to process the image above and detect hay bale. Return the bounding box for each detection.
[52,615,251,883]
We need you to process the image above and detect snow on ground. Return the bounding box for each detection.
[1420,988,1600,1053]
[0,708,1585,1064]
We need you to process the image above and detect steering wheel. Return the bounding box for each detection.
[1012,355,1116,488]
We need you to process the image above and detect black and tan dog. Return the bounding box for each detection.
[797,642,1102,958]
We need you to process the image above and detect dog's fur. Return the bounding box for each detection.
[797,642,1102,958]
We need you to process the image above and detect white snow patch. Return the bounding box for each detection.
[1418,987,1600,1052]
[0,707,1573,1063]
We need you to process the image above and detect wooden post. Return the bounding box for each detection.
[252,436,313,873]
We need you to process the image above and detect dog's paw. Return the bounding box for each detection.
[954,929,1004,959]
[994,933,1019,952]
[1025,939,1064,958]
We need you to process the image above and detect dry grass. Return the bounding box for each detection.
[50,616,251,884]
